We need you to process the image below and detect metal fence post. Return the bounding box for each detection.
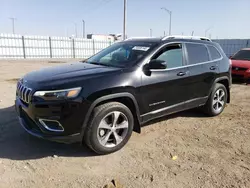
[49,37,52,58]
[22,36,26,59]
[93,39,95,55]
[72,38,75,58]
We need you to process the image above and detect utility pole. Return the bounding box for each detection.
[66,28,69,37]
[191,31,194,36]
[74,23,77,38]
[123,0,127,40]
[205,26,213,37]
[150,29,152,37]
[9,17,17,34]
[161,8,172,35]
[82,20,85,38]
[164,31,166,36]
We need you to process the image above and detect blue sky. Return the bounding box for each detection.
[1,0,250,39]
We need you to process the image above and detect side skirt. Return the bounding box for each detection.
[140,97,208,124]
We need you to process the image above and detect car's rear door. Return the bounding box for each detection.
[183,42,220,106]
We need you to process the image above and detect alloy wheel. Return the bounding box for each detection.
[97,111,129,148]
[212,88,225,113]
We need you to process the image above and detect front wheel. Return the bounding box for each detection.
[202,83,228,116]
[84,102,134,154]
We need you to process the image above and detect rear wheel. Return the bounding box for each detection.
[84,102,134,154]
[202,83,227,116]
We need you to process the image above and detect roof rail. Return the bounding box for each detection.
[125,37,158,41]
[162,35,211,41]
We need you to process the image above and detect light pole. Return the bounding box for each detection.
[205,26,213,37]
[161,7,172,36]
[74,23,77,38]
[123,0,127,40]
[9,17,17,34]
[82,20,85,38]
[150,29,152,37]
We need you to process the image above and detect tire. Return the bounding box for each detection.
[202,83,228,116]
[84,102,134,154]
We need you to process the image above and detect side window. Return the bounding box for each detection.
[152,43,183,69]
[207,45,221,60]
[186,43,209,64]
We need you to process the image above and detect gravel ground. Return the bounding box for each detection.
[0,60,250,188]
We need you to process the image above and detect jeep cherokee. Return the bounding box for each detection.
[15,36,231,154]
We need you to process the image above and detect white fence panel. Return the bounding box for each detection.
[74,38,94,59]
[24,35,50,58]
[51,37,72,58]
[0,33,114,59]
[0,34,23,58]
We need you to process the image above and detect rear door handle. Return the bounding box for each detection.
[177,72,186,76]
[210,66,217,70]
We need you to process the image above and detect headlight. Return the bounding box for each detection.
[34,87,82,100]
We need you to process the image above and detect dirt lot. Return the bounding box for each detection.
[0,60,250,188]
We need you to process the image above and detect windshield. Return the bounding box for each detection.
[85,41,158,68]
[231,50,250,61]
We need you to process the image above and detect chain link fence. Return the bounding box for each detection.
[0,33,114,59]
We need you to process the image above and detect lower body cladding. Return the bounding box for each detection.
[15,97,89,144]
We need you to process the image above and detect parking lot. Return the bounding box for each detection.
[0,60,250,188]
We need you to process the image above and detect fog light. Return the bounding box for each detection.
[39,119,64,132]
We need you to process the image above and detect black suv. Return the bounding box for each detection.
[15,36,231,154]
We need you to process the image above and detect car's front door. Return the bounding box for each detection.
[140,43,190,121]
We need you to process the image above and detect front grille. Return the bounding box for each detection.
[232,66,248,71]
[16,82,32,103]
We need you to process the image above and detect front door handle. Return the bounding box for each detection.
[177,72,186,76]
[210,66,217,70]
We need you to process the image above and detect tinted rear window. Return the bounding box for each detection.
[186,43,210,64]
[207,45,221,60]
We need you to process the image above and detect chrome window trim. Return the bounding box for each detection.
[150,58,222,72]
[141,41,223,72]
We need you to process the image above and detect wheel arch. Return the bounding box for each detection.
[211,77,230,103]
[81,93,142,140]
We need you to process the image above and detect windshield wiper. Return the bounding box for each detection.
[88,61,122,68]
[88,62,109,66]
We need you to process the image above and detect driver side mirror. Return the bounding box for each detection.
[148,59,167,70]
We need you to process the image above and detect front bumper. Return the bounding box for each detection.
[18,117,82,143]
[15,96,89,144]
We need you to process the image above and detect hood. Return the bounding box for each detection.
[231,59,250,68]
[23,62,121,85]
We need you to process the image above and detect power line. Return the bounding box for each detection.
[83,0,114,17]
